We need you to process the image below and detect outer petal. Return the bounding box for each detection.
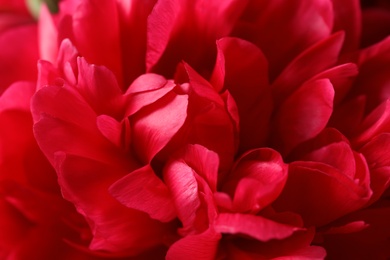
[309,63,358,105]
[222,148,287,214]
[0,24,38,94]
[213,37,272,151]
[353,37,390,113]
[292,128,356,179]
[147,0,248,77]
[0,81,35,112]
[331,0,361,53]
[32,85,118,164]
[130,91,188,163]
[272,79,335,155]
[353,100,390,145]
[214,213,302,242]
[76,57,124,117]
[163,145,219,234]
[109,165,176,222]
[271,32,344,104]
[38,4,58,63]
[359,133,390,203]
[182,64,237,173]
[166,229,221,260]
[274,160,372,227]
[233,0,334,79]
[55,153,171,255]
[116,0,157,87]
[71,0,123,86]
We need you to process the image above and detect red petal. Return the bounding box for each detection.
[331,0,361,53]
[223,148,287,213]
[166,229,221,260]
[273,246,327,260]
[116,0,157,87]
[215,213,302,242]
[0,24,38,94]
[272,32,344,104]
[125,74,176,116]
[38,5,58,63]
[55,153,170,254]
[360,133,390,203]
[96,115,123,147]
[183,64,237,172]
[131,91,188,163]
[32,85,129,169]
[72,0,123,86]
[309,63,358,104]
[109,165,176,222]
[76,57,124,117]
[272,79,334,155]
[297,129,356,179]
[163,155,203,231]
[147,0,247,77]
[353,36,390,113]
[234,0,334,79]
[0,82,35,112]
[274,161,372,227]
[354,100,390,145]
[32,84,97,130]
[214,37,272,151]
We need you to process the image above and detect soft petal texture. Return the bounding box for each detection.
[166,229,221,260]
[222,148,287,214]
[0,24,38,94]
[214,213,302,242]
[38,4,58,63]
[109,165,176,222]
[233,0,334,79]
[272,79,335,155]
[163,145,219,234]
[359,133,390,203]
[271,32,344,104]
[116,0,157,87]
[331,0,361,53]
[70,0,123,86]
[309,63,358,104]
[32,85,123,166]
[351,36,390,114]
[212,37,272,151]
[353,100,390,145]
[130,91,188,163]
[274,159,372,227]
[55,153,171,255]
[76,57,124,117]
[147,0,248,77]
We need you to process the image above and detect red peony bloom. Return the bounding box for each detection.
[1,0,390,259]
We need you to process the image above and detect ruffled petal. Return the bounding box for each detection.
[214,213,302,241]
[166,229,221,260]
[109,165,176,222]
[222,148,287,213]
[213,37,272,151]
[55,153,171,255]
[272,79,335,155]
[274,161,372,227]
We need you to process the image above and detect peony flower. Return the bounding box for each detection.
[1,0,390,259]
